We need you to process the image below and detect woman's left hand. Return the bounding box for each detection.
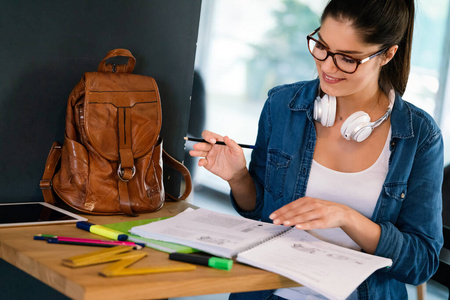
[269,197,351,230]
[270,197,382,254]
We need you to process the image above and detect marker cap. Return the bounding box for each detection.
[208,257,233,271]
[76,221,93,231]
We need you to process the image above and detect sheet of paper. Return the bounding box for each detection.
[130,208,289,258]
[236,228,392,300]
[103,217,199,253]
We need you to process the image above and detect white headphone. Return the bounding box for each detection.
[313,90,395,142]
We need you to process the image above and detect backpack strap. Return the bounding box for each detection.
[118,180,137,217]
[117,106,138,217]
[40,142,62,205]
[163,150,192,201]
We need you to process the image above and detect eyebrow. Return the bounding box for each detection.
[317,33,364,55]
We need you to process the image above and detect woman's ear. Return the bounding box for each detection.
[381,45,398,66]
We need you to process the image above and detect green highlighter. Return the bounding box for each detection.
[169,252,233,271]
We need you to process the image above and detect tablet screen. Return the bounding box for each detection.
[0,202,87,227]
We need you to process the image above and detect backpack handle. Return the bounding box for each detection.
[98,48,136,73]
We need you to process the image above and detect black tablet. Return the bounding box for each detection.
[0,202,87,227]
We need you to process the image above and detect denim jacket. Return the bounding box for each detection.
[231,79,444,300]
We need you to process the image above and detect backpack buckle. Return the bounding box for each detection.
[117,164,136,182]
[39,179,53,190]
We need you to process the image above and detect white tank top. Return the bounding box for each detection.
[305,127,391,250]
[274,128,391,300]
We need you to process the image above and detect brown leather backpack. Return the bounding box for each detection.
[40,49,192,216]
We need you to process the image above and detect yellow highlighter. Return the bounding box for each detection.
[76,221,128,241]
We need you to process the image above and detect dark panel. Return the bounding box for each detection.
[0,0,201,201]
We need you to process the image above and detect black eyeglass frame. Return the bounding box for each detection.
[306,27,389,74]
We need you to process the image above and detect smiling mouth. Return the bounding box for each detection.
[322,72,344,83]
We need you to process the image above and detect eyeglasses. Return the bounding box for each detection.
[306,27,388,74]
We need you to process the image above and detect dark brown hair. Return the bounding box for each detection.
[321,0,415,96]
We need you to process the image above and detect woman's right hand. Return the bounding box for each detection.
[189,130,248,182]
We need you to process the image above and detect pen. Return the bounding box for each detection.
[34,234,145,248]
[184,137,256,149]
[76,221,128,241]
[169,252,233,271]
[46,238,143,249]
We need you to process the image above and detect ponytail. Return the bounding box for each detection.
[322,0,415,96]
[379,0,414,96]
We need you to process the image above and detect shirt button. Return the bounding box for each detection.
[400,192,406,199]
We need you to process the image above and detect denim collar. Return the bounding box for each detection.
[288,78,414,140]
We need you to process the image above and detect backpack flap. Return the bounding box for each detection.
[82,72,162,163]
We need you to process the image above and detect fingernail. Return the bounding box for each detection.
[269,213,276,219]
[283,221,291,226]
[273,219,281,225]
[211,138,216,143]
[296,224,302,229]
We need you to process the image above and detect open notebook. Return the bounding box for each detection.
[130,208,392,300]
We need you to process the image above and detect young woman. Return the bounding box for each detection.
[189,0,443,299]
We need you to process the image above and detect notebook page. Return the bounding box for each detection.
[130,208,289,258]
[236,228,392,300]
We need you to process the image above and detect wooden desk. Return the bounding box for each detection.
[0,201,299,300]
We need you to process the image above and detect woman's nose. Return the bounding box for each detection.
[320,55,339,73]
